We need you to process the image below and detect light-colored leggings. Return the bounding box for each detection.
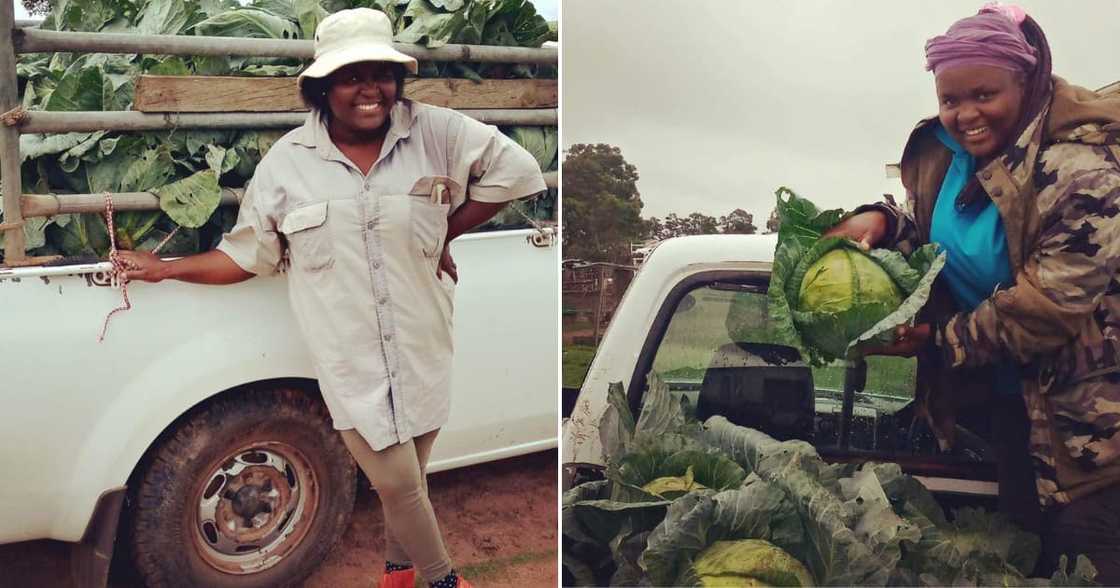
[339,428,452,582]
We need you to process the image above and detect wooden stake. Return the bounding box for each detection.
[1,1,27,263]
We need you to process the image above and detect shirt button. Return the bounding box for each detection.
[377,296,387,304]
[372,261,381,269]
[991,187,1004,197]
[982,171,993,181]
[384,334,392,342]
[366,221,375,230]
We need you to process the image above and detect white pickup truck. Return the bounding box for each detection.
[0,226,558,587]
[562,234,998,499]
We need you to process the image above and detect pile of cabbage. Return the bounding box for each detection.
[765,188,945,366]
[562,377,1099,587]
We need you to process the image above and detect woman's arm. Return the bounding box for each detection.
[823,194,922,254]
[446,200,508,243]
[117,171,282,284]
[437,109,547,282]
[437,199,510,282]
[822,209,890,250]
[854,197,922,254]
[117,249,255,284]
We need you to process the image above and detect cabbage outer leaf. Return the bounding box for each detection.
[703,417,910,586]
[639,482,805,587]
[849,244,946,354]
[774,186,846,251]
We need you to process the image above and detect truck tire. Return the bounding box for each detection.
[127,387,356,588]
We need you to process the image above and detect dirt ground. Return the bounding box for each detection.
[0,449,558,587]
[305,449,558,587]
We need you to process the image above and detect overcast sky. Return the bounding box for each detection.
[562,1,1120,223]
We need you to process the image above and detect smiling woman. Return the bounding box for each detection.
[934,65,1024,158]
[301,62,405,124]
[824,2,1120,582]
[115,7,546,588]
[299,62,407,174]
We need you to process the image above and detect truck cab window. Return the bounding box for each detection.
[642,280,991,467]
[650,283,812,436]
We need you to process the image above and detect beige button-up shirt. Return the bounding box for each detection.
[217,100,546,450]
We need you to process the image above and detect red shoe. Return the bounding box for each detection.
[379,567,415,588]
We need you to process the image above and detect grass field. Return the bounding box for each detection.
[563,345,597,389]
[563,286,917,399]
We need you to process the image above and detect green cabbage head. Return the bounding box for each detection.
[764,188,946,365]
[694,539,815,587]
[796,248,903,356]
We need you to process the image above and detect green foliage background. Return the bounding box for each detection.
[2,0,557,261]
[561,143,644,263]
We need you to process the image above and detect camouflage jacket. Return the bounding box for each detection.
[873,77,1120,507]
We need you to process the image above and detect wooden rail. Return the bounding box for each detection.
[19,172,556,218]
[0,17,558,266]
[16,109,556,134]
[134,77,558,112]
[13,27,557,64]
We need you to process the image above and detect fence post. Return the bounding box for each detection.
[592,266,608,346]
[0,1,27,263]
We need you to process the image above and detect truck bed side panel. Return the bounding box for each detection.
[0,229,557,543]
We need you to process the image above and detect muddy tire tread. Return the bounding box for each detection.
[127,387,355,588]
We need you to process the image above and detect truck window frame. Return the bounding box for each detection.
[625,269,770,417]
[625,269,998,486]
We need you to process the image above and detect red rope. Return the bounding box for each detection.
[98,192,131,343]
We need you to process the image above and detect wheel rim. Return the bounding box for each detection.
[191,442,320,575]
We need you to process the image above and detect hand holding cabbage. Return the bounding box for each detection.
[821,209,890,252]
[766,189,946,365]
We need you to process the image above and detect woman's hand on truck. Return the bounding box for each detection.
[117,250,167,282]
[116,249,255,285]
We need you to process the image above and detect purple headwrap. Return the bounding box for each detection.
[925,3,1038,75]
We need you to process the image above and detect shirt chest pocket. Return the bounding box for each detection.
[407,176,458,258]
[280,201,333,272]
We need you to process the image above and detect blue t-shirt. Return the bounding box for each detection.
[929,124,1021,396]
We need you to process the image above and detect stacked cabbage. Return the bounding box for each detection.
[562,376,1098,587]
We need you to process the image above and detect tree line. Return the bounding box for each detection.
[563,143,780,263]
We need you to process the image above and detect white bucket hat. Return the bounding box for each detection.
[297,8,418,90]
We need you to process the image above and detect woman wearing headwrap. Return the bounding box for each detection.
[826,3,1120,581]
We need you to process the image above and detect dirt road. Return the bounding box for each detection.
[0,450,558,587]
